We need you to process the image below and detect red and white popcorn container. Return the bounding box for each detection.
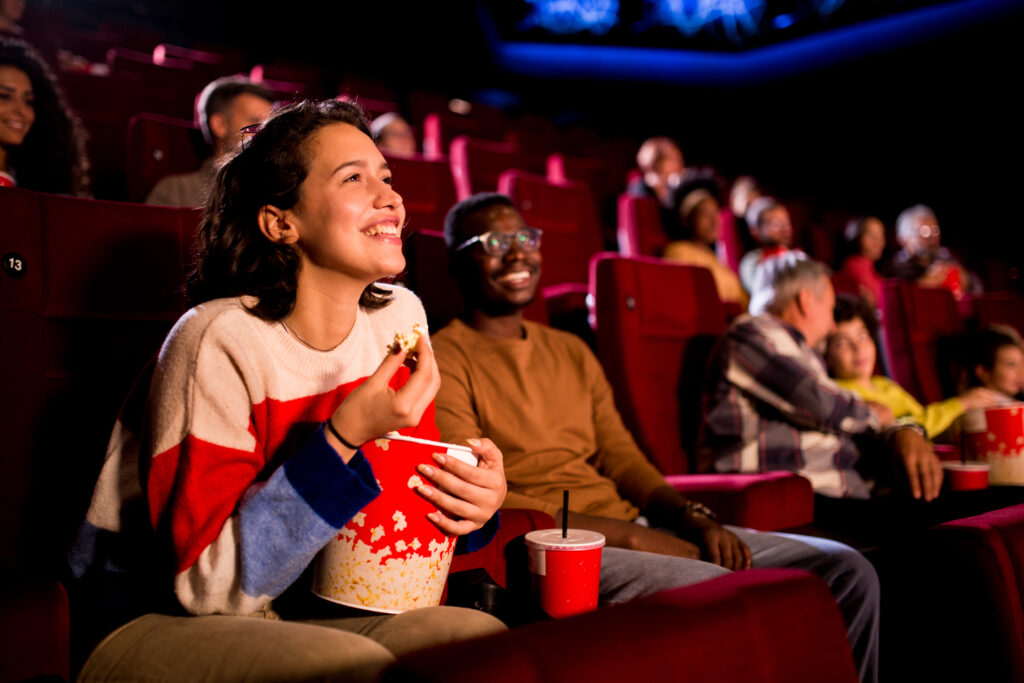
[312,433,476,613]
[963,403,1024,485]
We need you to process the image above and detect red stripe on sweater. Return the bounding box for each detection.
[147,365,439,574]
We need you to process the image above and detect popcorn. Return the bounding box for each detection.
[387,323,424,355]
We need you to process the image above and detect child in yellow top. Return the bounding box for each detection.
[825,295,1001,438]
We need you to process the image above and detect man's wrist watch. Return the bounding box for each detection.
[682,500,717,520]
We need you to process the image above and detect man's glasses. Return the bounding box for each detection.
[454,228,543,256]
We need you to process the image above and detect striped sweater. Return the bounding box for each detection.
[71,284,453,617]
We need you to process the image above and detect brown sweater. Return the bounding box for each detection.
[432,318,668,521]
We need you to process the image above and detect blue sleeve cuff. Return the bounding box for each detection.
[454,511,500,555]
[283,425,380,529]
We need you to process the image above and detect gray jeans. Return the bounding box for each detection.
[600,526,879,683]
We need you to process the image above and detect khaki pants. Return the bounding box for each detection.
[78,606,506,682]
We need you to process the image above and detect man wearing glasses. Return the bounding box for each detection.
[884,204,979,298]
[431,192,881,683]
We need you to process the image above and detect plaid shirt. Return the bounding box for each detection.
[698,314,881,498]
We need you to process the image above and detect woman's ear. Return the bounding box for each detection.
[257,205,299,245]
[975,364,992,386]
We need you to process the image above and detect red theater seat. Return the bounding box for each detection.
[617,192,667,257]
[591,254,813,530]
[888,503,1024,682]
[449,136,546,201]
[975,291,1024,338]
[385,569,857,683]
[879,279,963,404]
[126,113,206,202]
[422,109,510,159]
[384,153,458,233]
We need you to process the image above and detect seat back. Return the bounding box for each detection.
[880,279,963,404]
[385,153,457,233]
[422,110,509,159]
[450,136,546,201]
[126,113,207,202]
[1,189,200,571]
[616,193,667,257]
[592,254,727,475]
[386,569,857,683]
[975,291,1024,338]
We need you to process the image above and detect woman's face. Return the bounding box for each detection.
[826,317,876,383]
[0,66,35,148]
[978,345,1024,398]
[689,197,721,246]
[287,122,406,285]
[859,218,886,262]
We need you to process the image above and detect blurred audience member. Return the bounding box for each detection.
[966,327,1024,402]
[826,294,1002,438]
[0,0,24,36]
[699,258,942,503]
[883,204,980,298]
[0,36,89,194]
[629,136,684,207]
[838,216,886,308]
[145,76,274,207]
[371,112,417,155]
[664,178,749,308]
[738,196,796,293]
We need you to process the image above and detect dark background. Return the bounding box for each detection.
[36,0,1024,287]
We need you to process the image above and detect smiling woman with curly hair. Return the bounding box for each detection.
[0,36,89,195]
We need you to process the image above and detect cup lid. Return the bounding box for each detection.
[525,528,606,550]
[941,461,990,472]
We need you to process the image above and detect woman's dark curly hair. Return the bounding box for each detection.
[0,36,90,196]
[186,99,393,320]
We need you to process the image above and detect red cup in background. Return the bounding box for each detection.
[941,461,990,491]
[0,172,15,188]
[963,404,1024,484]
[525,529,605,618]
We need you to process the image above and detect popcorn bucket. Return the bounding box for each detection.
[312,435,470,613]
[963,403,1024,485]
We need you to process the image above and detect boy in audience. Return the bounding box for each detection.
[737,196,799,296]
[825,294,1002,438]
[432,192,881,683]
[145,76,275,207]
[966,327,1024,402]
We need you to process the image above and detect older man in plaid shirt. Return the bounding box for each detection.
[699,257,942,502]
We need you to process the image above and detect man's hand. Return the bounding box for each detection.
[679,513,751,571]
[892,427,943,501]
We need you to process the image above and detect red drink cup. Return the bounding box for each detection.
[963,404,1024,484]
[0,172,14,188]
[941,461,990,491]
[525,529,605,618]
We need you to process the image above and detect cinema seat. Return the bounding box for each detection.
[975,290,1024,338]
[879,279,963,405]
[422,109,510,159]
[384,153,458,233]
[449,136,546,201]
[886,503,1024,682]
[617,193,667,257]
[591,254,813,530]
[125,112,206,202]
[385,569,857,683]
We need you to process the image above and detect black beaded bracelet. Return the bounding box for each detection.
[325,420,360,451]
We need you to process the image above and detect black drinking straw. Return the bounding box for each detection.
[562,489,569,538]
